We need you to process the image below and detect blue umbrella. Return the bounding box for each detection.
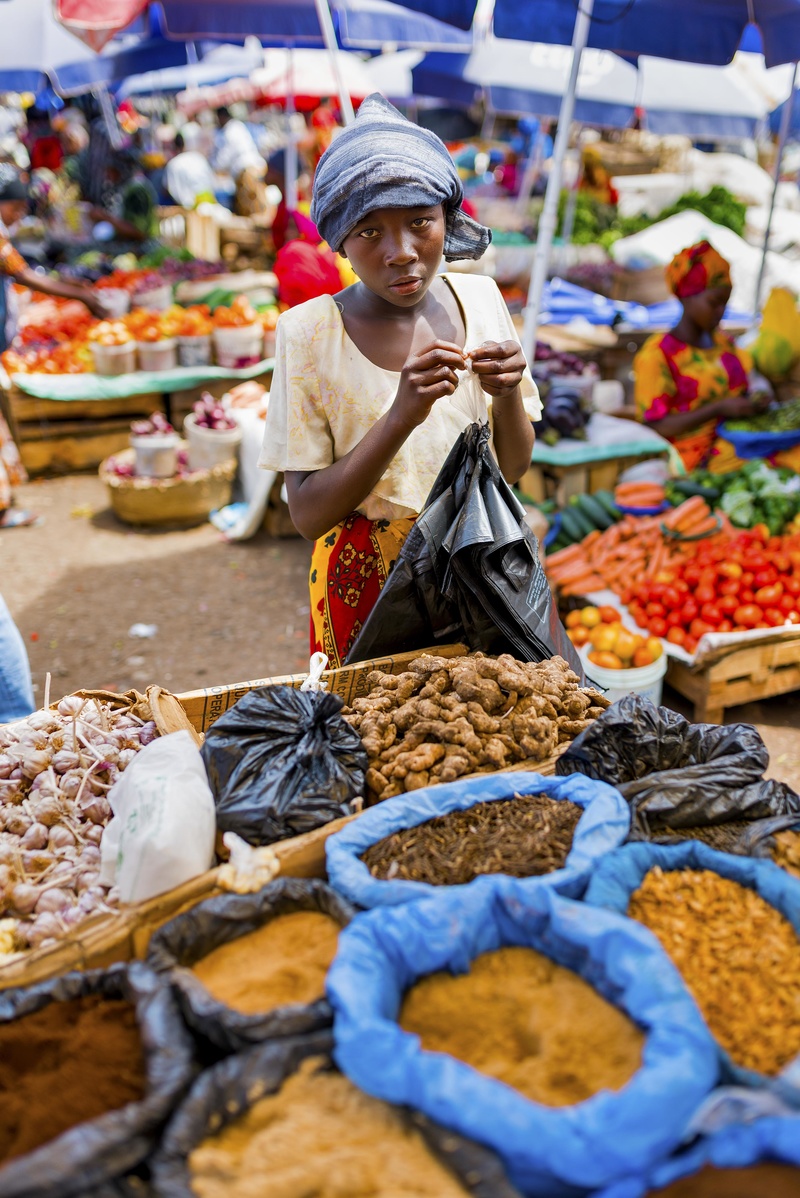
[52,34,192,95]
[395,0,800,67]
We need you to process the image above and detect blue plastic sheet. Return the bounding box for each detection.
[325,771,629,909]
[597,1115,800,1198]
[717,423,800,459]
[539,278,754,330]
[584,841,800,1105]
[328,877,718,1196]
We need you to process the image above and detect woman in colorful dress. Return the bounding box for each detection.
[633,240,769,472]
[259,94,540,667]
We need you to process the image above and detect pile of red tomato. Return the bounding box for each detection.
[621,527,800,655]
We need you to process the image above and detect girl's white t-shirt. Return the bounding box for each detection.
[258,272,541,520]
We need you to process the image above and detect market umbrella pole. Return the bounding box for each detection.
[313,0,356,124]
[754,58,799,314]
[286,47,299,212]
[522,0,594,367]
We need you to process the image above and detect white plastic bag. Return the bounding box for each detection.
[99,730,216,903]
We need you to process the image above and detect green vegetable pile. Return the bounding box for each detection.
[666,462,800,536]
[556,185,746,250]
[725,397,800,433]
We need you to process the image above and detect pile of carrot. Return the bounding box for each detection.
[546,497,726,596]
[614,480,666,509]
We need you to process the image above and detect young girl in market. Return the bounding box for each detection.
[259,94,541,667]
[633,240,769,472]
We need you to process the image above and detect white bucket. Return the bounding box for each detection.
[178,334,213,366]
[130,432,180,479]
[137,339,178,373]
[582,651,668,707]
[97,288,131,318]
[183,413,242,472]
[90,341,137,377]
[132,283,173,312]
[213,324,263,369]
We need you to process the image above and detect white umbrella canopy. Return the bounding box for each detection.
[0,0,96,92]
[363,49,423,102]
[119,41,266,98]
[249,47,376,105]
[638,56,769,137]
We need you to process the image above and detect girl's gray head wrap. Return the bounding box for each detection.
[310,93,491,262]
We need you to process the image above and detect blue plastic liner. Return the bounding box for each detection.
[325,771,629,909]
[584,841,800,1105]
[328,877,718,1197]
[718,423,800,458]
[597,1115,800,1198]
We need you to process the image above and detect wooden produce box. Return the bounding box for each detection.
[611,265,672,307]
[667,632,800,725]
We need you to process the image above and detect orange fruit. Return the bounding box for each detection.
[580,605,602,628]
[645,636,664,661]
[590,623,619,652]
[568,626,590,647]
[632,647,656,668]
[588,650,624,670]
[599,605,622,624]
[565,610,583,628]
[613,628,640,662]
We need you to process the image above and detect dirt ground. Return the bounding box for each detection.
[2,472,799,790]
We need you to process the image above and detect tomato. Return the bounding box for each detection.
[754,568,778,589]
[683,564,702,587]
[733,604,762,628]
[689,618,713,639]
[692,585,715,606]
[772,553,791,574]
[718,562,743,580]
[764,607,785,627]
[700,602,722,626]
[666,611,684,627]
[754,583,784,607]
[684,635,699,654]
[718,619,733,632]
[787,611,800,624]
[648,617,668,638]
[718,578,741,597]
[681,599,699,623]
[666,627,686,645]
[779,594,797,614]
[645,601,666,618]
[785,577,800,597]
[662,586,681,609]
[599,605,622,624]
[741,572,754,588]
[716,595,738,615]
[740,589,755,605]
[674,580,690,596]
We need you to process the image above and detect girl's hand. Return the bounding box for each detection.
[469,341,526,399]
[718,392,771,420]
[390,340,466,431]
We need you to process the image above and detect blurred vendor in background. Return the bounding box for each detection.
[165,130,217,210]
[633,241,769,472]
[213,107,266,216]
[0,170,108,354]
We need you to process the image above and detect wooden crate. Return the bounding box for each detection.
[667,633,800,724]
[4,385,163,426]
[520,450,668,506]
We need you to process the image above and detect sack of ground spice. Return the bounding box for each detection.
[151,1030,523,1198]
[0,961,194,1198]
[584,841,800,1104]
[146,877,356,1054]
[328,875,718,1195]
[200,686,367,846]
[556,694,800,838]
[596,1115,800,1198]
[325,770,628,909]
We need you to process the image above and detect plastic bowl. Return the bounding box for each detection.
[616,502,671,517]
[718,424,800,459]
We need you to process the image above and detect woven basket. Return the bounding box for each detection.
[100,447,236,527]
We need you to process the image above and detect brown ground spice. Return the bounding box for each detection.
[399,946,644,1107]
[772,830,800,880]
[0,994,146,1165]
[188,1056,470,1198]
[190,911,340,1015]
[628,867,800,1076]
[646,1163,800,1197]
[361,794,583,886]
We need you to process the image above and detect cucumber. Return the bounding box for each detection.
[558,508,588,543]
[562,505,596,540]
[577,493,614,530]
[671,479,721,502]
[593,490,623,520]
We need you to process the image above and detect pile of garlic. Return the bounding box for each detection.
[0,695,158,957]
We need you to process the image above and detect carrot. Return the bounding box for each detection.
[615,483,664,499]
[545,542,585,567]
[679,514,720,538]
[662,496,707,530]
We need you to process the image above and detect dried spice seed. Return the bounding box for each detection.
[400,946,644,1107]
[628,867,800,1076]
[772,830,800,880]
[361,793,582,886]
[655,821,754,853]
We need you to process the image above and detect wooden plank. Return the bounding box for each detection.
[19,423,132,475]
[7,387,163,424]
[169,370,273,423]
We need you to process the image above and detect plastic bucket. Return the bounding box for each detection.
[130,432,180,479]
[178,334,212,367]
[97,288,130,318]
[263,328,276,360]
[213,324,263,369]
[183,413,242,472]
[90,341,137,376]
[582,651,667,706]
[137,339,178,373]
[132,283,173,312]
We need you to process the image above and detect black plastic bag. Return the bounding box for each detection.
[150,1032,523,1198]
[146,878,356,1054]
[200,685,367,845]
[556,694,800,836]
[0,962,194,1198]
[346,421,582,677]
[736,813,800,860]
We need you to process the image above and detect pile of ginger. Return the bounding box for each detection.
[342,652,610,801]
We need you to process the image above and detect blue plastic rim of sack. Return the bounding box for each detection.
[327,876,719,1197]
[596,1115,800,1198]
[583,841,800,1106]
[325,771,629,910]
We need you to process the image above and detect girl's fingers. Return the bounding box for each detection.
[471,358,524,376]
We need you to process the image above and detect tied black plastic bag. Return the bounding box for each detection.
[146,877,356,1054]
[346,421,582,676]
[0,962,194,1198]
[557,694,800,837]
[150,1031,522,1198]
[200,685,367,845]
